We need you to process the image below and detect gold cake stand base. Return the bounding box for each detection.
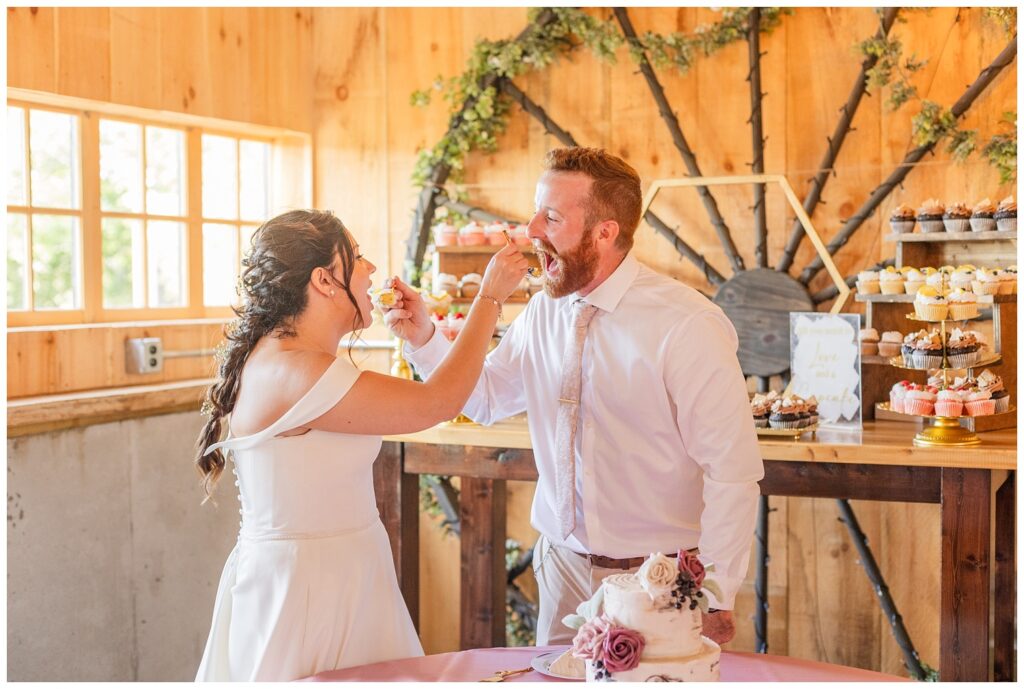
[913,416,982,447]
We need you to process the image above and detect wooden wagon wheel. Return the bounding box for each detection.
[405,8,1016,381]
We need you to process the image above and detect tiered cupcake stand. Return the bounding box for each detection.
[877,311,1008,447]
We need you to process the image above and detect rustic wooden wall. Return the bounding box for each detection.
[313,7,1013,676]
[8,6,1015,677]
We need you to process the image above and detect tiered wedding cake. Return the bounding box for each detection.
[562,551,721,682]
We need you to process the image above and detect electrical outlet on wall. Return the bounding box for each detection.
[125,337,164,374]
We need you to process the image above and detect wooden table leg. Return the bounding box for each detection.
[940,468,991,681]
[459,477,507,650]
[373,441,420,630]
[994,472,1015,682]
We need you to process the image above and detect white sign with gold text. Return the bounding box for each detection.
[789,312,862,428]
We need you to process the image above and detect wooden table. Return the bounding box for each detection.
[372,419,1016,682]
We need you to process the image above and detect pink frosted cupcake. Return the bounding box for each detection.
[457,221,487,246]
[964,389,995,416]
[511,223,531,247]
[484,221,510,246]
[934,389,964,417]
[433,221,459,247]
[889,381,910,413]
[904,388,936,416]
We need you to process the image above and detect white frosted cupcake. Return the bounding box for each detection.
[459,272,482,299]
[484,221,510,246]
[856,269,880,294]
[971,268,1001,296]
[950,265,976,291]
[903,268,926,295]
[879,267,906,295]
[457,221,487,246]
[435,272,459,296]
[914,286,948,321]
[946,288,978,321]
[934,389,964,417]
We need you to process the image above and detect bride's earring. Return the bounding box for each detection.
[330,290,336,296]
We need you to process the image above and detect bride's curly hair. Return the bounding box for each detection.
[195,209,360,500]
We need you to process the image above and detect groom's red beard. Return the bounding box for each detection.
[534,228,600,299]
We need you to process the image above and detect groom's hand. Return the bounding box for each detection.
[382,276,434,348]
[701,610,735,645]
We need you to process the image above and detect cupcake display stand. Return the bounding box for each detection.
[881,313,1009,446]
[860,228,1016,436]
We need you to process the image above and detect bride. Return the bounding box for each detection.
[194,209,527,681]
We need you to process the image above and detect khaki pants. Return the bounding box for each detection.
[533,534,643,645]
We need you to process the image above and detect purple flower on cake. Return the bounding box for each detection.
[602,626,646,673]
[637,552,678,596]
[677,549,706,587]
[571,614,611,661]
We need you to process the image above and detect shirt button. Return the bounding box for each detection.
[238,508,243,515]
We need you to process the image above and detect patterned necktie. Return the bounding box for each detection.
[555,299,599,540]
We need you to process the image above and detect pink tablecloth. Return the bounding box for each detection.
[301,645,908,682]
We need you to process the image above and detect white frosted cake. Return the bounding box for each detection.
[563,552,722,682]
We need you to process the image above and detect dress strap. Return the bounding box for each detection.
[203,357,362,456]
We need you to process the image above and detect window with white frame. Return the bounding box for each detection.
[6,96,309,327]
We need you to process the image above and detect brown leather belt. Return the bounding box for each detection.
[575,547,698,571]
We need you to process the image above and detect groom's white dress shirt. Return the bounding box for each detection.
[406,253,764,608]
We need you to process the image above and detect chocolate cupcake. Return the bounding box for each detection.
[942,201,971,233]
[916,199,946,233]
[970,198,996,232]
[889,203,916,234]
[995,195,1016,232]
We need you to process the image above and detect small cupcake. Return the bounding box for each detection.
[964,388,995,416]
[889,381,911,413]
[457,221,487,246]
[431,311,452,340]
[912,332,944,370]
[878,331,903,358]
[978,370,1010,414]
[995,268,1015,295]
[904,388,936,416]
[914,285,949,321]
[901,331,921,366]
[435,272,459,296]
[806,396,819,426]
[484,221,510,246]
[367,286,399,312]
[433,221,459,247]
[459,272,482,299]
[447,310,466,338]
[934,389,964,417]
[879,266,906,295]
[768,397,803,429]
[917,199,946,233]
[942,201,971,233]
[889,204,916,234]
[946,288,979,321]
[903,268,926,295]
[946,328,981,368]
[971,268,1001,296]
[421,290,453,317]
[995,195,1016,232]
[970,198,997,232]
[950,265,976,291]
[511,223,532,247]
[856,269,881,295]
[860,327,880,356]
[751,394,772,428]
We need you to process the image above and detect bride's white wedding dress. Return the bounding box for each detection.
[196,357,423,681]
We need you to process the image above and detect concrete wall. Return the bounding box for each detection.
[7,412,238,681]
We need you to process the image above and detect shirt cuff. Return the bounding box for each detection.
[701,570,743,610]
[404,326,450,373]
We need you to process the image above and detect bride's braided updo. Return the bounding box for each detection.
[195,209,360,500]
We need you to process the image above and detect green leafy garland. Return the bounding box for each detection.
[410,8,787,194]
[860,7,1016,182]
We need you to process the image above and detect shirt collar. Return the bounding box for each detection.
[573,252,639,313]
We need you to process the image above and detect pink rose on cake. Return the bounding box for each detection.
[677,549,706,587]
[602,626,646,673]
[571,614,611,661]
[637,552,678,596]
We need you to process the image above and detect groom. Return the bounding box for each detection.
[387,147,763,645]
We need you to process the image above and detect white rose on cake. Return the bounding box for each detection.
[636,552,678,598]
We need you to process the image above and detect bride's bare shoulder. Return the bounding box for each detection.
[231,349,337,436]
